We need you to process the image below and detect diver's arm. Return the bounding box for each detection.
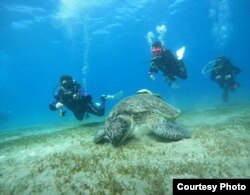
[49,90,67,117]
[49,90,61,111]
[148,60,158,80]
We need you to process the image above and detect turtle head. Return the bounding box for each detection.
[106,115,132,146]
[93,128,107,143]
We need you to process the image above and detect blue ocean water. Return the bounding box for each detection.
[0,0,249,129]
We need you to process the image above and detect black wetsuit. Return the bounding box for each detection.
[49,82,105,121]
[211,57,241,102]
[149,49,187,82]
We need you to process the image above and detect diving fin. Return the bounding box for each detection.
[176,46,185,60]
[104,91,123,100]
[112,91,123,99]
[170,81,179,89]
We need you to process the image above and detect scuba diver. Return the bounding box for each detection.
[49,75,122,121]
[148,41,187,88]
[210,56,241,103]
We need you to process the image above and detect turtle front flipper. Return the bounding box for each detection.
[93,128,107,143]
[152,120,191,140]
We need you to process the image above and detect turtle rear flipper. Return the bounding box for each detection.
[152,121,190,140]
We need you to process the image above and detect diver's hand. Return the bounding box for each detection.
[149,74,155,80]
[56,102,64,109]
[215,75,222,80]
[58,108,67,117]
[224,75,232,80]
[55,102,66,117]
[73,93,81,100]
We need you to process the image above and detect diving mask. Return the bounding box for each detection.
[62,80,74,89]
[151,47,162,56]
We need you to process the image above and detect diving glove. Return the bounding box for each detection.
[149,74,156,80]
[56,102,63,109]
[73,93,81,100]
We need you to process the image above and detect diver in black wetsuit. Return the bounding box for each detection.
[210,56,241,103]
[49,75,112,121]
[148,41,187,88]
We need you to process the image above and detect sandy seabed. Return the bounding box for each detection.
[0,104,249,194]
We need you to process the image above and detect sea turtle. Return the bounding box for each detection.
[94,89,190,146]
